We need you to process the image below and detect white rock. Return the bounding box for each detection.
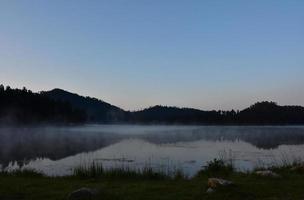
[67,187,99,200]
[206,187,215,194]
[255,170,280,178]
[208,178,233,188]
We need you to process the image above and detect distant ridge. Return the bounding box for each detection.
[0,85,86,125]
[130,102,304,125]
[43,89,304,125]
[1,85,304,125]
[42,88,126,123]
[130,105,222,124]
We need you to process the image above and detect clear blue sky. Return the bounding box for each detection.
[0,0,303,111]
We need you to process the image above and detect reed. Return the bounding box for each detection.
[72,162,186,180]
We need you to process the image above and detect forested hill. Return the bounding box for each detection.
[1,85,304,125]
[130,106,223,124]
[0,85,86,125]
[131,102,304,125]
[238,101,304,125]
[42,88,126,123]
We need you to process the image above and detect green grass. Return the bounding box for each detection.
[1,170,304,200]
[196,158,234,178]
[1,162,304,200]
[73,162,186,180]
[0,168,44,177]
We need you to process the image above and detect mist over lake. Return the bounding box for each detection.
[1,125,304,176]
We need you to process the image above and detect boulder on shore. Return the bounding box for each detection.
[255,170,280,178]
[67,187,99,200]
[206,187,215,194]
[290,165,304,172]
[207,178,234,189]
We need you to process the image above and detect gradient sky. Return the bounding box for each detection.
[0,0,303,111]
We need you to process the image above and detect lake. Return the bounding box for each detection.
[1,125,304,176]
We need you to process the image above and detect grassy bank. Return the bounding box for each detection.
[1,161,304,200]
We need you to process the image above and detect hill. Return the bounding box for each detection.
[0,85,86,125]
[130,105,223,124]
[1,85,304,125]
[238,101,304,125]
[42,89,126,123]
[131,102,304,125]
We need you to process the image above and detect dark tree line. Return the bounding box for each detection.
[129,102,304,125]
[42,88,126,123]
[0,85,86,125]
[1,85,304,125]
[237,101,304,125]
[128,106,223,124]
[130,101,304,125]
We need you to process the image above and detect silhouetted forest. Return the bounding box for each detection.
[1,85,304,125]
[42,89,126,123]
[0,85,86,125]
[131,102,304,125]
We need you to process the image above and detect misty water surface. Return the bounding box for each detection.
[1,125,304,176]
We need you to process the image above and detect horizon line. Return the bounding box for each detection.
[2,84,304,112]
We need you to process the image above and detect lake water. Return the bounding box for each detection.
[1,125,304,176]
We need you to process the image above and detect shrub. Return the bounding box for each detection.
[197,158,234,177]
[73,163,174,180]
[0,169,44,177]
[73,162,103,178]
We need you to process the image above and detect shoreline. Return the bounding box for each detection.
[1,161,304,200]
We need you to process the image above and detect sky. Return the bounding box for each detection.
[0,0,303,111]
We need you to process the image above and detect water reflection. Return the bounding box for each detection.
[1,125,304,176]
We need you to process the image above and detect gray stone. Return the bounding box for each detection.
[206,187,215,194]
[208,178,233,188]
[290,165,304,172]
[255,170,280,178]
[67,187,98,200]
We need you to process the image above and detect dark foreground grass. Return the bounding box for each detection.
[1,168,304,200]
[73,162,186,180]
[1,159,304,200]
[1,172,304,200]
